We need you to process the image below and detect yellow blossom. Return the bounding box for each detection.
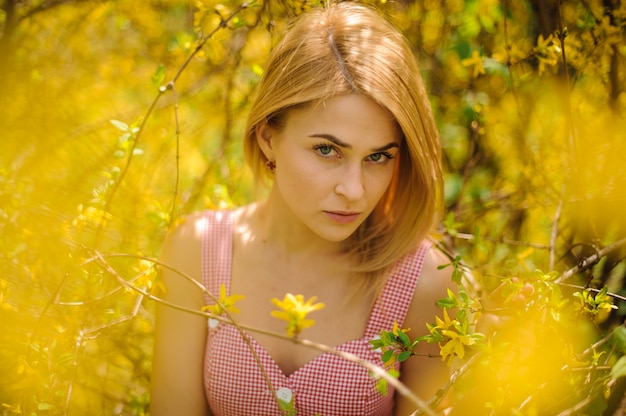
[597,16,621,45]
[440,331,475,361]
[433,308,457,331]
[533,34,559,75]
[461,50,486,78]
[270,294,325,338]
[133,259,157,291]
[431,308,475,363]
[202,283,244,316]
[392,321,410,337]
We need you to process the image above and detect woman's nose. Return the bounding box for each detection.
[334,163,365,201]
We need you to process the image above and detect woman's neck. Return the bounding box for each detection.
[238,194,345,260]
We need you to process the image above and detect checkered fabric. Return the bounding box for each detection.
[201,210,430,416]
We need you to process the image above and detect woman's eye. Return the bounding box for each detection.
[367,152,393,163]
[319,145,333,155]
[314,144,338,157]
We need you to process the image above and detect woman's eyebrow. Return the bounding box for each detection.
[373,142,400,152]
[309,134,351,148]
[309,133,399,152]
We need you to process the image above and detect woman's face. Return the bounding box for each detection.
[258,94,402,243]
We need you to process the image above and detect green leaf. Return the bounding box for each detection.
[380,331,393,344]
[457,308,467,322]
[369,338,384,349]
[458,290,470,304]
[152,63,166,87]
[452,268,463,284]
[375,377,388,396]
[397,330,411,347]
[437,298,457,309]
[610,355,626,379]
[110,119,129,132]
[277,399,292,411]
[421,332,445,343]
[398,351,412,362]
[381,349,394,363]
[38,402,54,411]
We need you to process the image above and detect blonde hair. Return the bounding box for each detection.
[243,1,443,283]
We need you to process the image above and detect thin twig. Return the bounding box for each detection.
[95,2,251,246]
[555,378,615,416]
[555,0,600,242]
[549,197,563,270]
[87,250,289,415]
[555,0,577,163]
[412,353,481,415]
[500,0,524,117]
[96,90,163,246]
[171,2,252,85]
[451,232,551,250]
[168,82,181,227]
[54,267,154,306]
[558,283,626,303]
[556,237,626,283]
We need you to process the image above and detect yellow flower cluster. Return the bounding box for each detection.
[202,283,245,316]
[270,294,325,338]
[429,309,477,363]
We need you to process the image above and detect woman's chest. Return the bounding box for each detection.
[205,323,394,416]
[230,260,373,376]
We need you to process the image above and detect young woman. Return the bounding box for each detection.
[150,2,453,415]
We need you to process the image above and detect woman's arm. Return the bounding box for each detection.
[150,213,211,416]
[394,247,455,416]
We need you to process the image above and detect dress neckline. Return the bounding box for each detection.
[203,209,427,377]
[213,324,375,379]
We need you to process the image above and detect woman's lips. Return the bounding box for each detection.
[324,211,361,224]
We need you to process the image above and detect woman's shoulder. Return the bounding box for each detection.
[165,211,207,244]
[405,241,455,321]
[160,208,233,285]
[164,207,240,247]
[420,242,453,283]
[162,205,253,264]
[158,212,208,295]
[398,239,450,279]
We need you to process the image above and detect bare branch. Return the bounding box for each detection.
[95,2,251,246]
[556,237,626,283]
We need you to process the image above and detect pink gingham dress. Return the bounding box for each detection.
[201,210,430,416]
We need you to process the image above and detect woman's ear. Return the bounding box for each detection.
[255,122,276,161]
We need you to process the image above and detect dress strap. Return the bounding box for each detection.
[364,240,432,339]
[201,210,234,305]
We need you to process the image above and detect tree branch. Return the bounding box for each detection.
[556,237,626,283]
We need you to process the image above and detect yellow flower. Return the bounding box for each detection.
[533,34,559,75]
[461,50,486,78]
[440,331,475,361]
[433,308,457,332]
[535,33,554,52]
[392,321,410,337]
[202,283,244,316]
[133,259,157,291]
[431,309,475,363]
[271,294,325,338]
